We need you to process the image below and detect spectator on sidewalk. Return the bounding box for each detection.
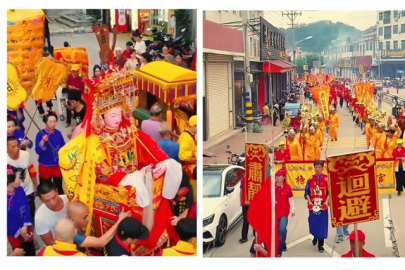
[262,103,270,126]
[377,91,383,111]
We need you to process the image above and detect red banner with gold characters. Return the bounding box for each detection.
[318,84,330,121]
[243,143,268,205]
[327,151,380,227]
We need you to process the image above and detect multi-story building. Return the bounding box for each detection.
[202,10,261,145]
[376,10,405,78]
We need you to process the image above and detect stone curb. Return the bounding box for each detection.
[50,26,93,36]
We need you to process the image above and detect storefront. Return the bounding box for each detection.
[203,19,244,142]
[380,49,405,78]
[259,18,293,104]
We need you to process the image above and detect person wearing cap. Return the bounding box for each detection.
[178,115,197,196]
[373,122,386,158]
[169,171,195,228]
[274,141,290,167]
[103,217,149,256]
[329,108,340,141]
[313,122,322,160]
[275,168,295,256]
[341,230,375,257]
[155,219,196,256]
[384,124,402,158]
[393,139,405,195]
[365,116,376,149]
[304,160,329,253]
[65,64,85,128]
[304,127,317,161]
[37,219,86,256]
[286,129,303,161]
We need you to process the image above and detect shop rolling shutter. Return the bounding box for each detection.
[228,62,233,128]
[207,62,230,138]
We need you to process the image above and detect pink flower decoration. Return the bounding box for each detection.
[7,169,13,174]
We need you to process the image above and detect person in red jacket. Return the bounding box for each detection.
[393,139,405,195]
[274,141,290,168]
[341,230,375,257]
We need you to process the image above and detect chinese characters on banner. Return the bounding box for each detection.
[243,143,267,205]
[327,151,380,227]
[275,160,395,190]
[93,24,113,63]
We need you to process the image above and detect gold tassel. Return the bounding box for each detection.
[106,143,112,166]
[167,103,173,127]
[135,96,139,108]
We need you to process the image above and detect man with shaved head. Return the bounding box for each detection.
[37,219,86,256]
[68,200,130,254]
[158,121,180,162]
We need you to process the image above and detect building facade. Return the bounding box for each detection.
[323,10,405,80]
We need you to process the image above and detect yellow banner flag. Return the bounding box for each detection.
[7,62,27,111]
[285,162,327,190]
[376,159,396,189]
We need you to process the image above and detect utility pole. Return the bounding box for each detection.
[242,11,253,132]
[373,27,377,78]
[282,10,302,66]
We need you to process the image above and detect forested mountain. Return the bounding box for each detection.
[280,21,361,53]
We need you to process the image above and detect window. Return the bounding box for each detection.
[379,12,383,20]
[402,40,405,49]
[379,42,383,50]
[402,11,405,17]
[379,27,383,36]
[401,24,405,33]
[394,25,398,34]
[239,11,242,18]
[233,11,236,15]
[257,39,260,57]
[224,168,244,190]
[366,42,369,51]
[386,41,390,50]
[203,11,206,19]
[363,44,365,54]
[250,37,253,57]
[394,41,398,50]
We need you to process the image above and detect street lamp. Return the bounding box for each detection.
[293,36,313,64]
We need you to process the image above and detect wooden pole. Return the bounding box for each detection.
[354,223,360,257]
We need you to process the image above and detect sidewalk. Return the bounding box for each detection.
[203,124,285,164]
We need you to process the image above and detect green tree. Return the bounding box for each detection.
[295,57,306,75]
[87,9,102,26]
[174,9,192,42]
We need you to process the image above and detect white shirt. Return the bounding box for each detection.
[135,40,146,54]
[7,151,35,195]
[35,195,69,236]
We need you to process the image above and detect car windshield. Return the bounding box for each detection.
[203,173,222,198]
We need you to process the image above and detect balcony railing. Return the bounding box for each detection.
[384,34,392,40]
[383,19,390,24]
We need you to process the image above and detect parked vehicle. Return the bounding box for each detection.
[236,114,262,128]
[284,102,302,130]
[225,145,245,167]
[203,164,245,247]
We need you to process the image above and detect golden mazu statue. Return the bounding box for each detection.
[58,69,183,255]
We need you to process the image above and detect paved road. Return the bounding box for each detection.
[203,97,405,258]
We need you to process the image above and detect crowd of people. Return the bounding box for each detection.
[7,34,197,256]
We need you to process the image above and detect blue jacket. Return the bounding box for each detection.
[158,138,180,162]
[35,129,65,166]
[7,108,25,131]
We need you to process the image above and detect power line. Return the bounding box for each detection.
[282,10,302,63]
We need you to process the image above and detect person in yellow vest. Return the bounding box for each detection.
[317,114,326,143]
[287,129,303,160]
[313,122,322,159]
[384,124,402,158]
[305,126,317,161]
[178,115,197,201]
[365,116,375,149]
[373,122,387,158]
[37,219,86,256]
[155,218,196,256]
[329,108,340,141]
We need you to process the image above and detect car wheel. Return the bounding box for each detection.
[214,215,227,247]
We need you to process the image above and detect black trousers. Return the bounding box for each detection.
[339,98,344,107]
[395,170,404,192]
[40,177,64,195]
[313,236,324,248]
[241,206,250,240]
[66,100,72,124]
[35,100,53,115]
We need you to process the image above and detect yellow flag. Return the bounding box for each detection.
[7,62,27,111]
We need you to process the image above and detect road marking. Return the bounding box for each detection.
[286,234,340,257]
[286,235,313,249]
[382,198,392,248]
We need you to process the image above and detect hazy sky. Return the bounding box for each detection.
[265,10,377,31]
[294,11,377,31]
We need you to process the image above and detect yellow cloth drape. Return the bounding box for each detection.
[287,139,303,160]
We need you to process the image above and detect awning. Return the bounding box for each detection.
[263,60,296,73]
